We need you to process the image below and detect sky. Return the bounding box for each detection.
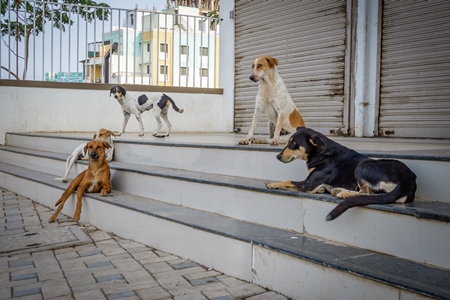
[0,0,174,80]
[102,0,169,11]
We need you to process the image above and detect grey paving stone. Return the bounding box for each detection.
[86,260,113,269]
[171,261,198,270]
[189,277,219,286]
[9,260,34,268]
[154,267,205,279]
[11,272,37,281]
[13,286,41,297]
[6,218,22,223]
[107,290,137,300]
[95,273,125,283]
[78,249,104,257]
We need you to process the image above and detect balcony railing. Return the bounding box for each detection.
[0,0,220,88]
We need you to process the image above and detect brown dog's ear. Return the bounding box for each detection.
[265,56,279,67]
[107,129,118,137]
[93,133,97,139]
[102,142,111,149]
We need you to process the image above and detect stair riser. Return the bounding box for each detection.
[0,171,433,300]
[111,169,304,233]
[6,134,88,155]
[304,199,450,270]
[252,246,431,300]
[1,149,449,269]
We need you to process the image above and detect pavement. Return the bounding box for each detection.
[0,188,287,300]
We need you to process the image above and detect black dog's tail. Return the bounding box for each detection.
[326,185,415,221]
[163,93,184,113]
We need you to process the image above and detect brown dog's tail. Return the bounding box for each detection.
[325,184,415,221]
[54,170,85,206]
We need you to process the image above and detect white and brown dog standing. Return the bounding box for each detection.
[239,56,305,145]
[54,128,116,183]
[110,85,184,137]
[49,139,112,223]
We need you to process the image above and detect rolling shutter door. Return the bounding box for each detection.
[234,0,348,135]
[379,0,450,138]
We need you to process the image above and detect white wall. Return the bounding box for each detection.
[0,86,225,145]
[219,1,235,132]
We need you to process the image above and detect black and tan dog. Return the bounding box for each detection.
[49,140,111,223]
[266,127,417,220]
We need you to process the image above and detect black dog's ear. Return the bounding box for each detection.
[120,86,126,96]
[308,134,327,154]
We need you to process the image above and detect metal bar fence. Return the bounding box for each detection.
[0,0,220,88]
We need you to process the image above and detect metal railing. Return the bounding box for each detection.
[0,0,220,88]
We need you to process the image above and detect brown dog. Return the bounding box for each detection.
[49,140,112,222]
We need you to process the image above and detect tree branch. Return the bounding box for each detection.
[1,66,20,80]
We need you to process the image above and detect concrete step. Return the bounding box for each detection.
[5,132,450,203]
[1,144,449,271]
[0,162,449,300]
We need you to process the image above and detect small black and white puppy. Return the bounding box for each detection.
[266,127,417,221]
[109,85,184,137]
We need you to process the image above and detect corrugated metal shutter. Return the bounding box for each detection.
[234,0,348,135]
[379,0,450,138]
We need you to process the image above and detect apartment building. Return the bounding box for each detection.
[83,6,219,87]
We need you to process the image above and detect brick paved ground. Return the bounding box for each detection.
[0,188,288,300]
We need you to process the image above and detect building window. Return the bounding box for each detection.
[180,67,187,76]
[147,44,150,52]
[146,65,150,74]
[200,47,208,56]
[200,68,208,77]
[160,65,168,75]
[198,19,207,32]
[181,45,188,55]
[160,43,168,53]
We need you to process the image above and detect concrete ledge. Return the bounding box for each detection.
[0,79,223,94]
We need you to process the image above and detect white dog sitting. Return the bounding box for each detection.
[109,85,184,137]
[54,128,116,183]
[239,56,305,145]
